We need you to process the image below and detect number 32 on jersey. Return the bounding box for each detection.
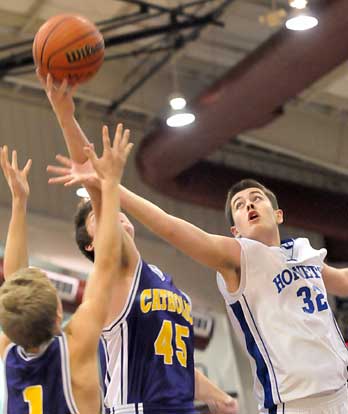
[297,285,328,314]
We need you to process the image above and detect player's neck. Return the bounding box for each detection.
[254,229,281,247]
[23,339,53,356]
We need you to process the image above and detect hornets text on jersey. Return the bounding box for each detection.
[217,238,348,413]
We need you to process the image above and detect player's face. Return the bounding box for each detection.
[85,211,135,243]
[230,187,283,242]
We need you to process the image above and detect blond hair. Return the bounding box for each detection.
[0,268,58,350]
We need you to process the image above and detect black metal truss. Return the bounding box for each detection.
[0,0,233,112]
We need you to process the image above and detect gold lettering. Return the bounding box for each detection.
[159,289,168,310]
[140,289,152,313]
[182,301,193,325]
[174,294,183,315]
[152,289,161,311]
[167,291,176,312]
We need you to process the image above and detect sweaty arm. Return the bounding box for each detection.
[120,186,241,274]
[40,72,102,217]
[67,125,134,352]
[0,147,31,278]
[0,147,32,357]
[4,198,28,277]
[39,73,89,164]
[322,264,348,297]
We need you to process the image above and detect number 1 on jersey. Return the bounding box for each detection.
[23,385,43,414]
[155,320,189,367]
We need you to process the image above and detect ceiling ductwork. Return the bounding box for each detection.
[136,0,348,257]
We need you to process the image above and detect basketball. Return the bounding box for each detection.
[33,14,105,85]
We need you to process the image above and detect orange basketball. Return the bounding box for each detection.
[33,14,105,85]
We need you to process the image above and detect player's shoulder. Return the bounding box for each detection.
[142,261,170,282]
[293,237,327,260]
[292,237,310,247]
[238,237,269,251]
[286,237,323,253]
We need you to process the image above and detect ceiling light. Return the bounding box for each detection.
[166,112,195,128]
[285,14,318,31]
[169,95,187,110]
[76,187,90,198]
[289,0,308,9]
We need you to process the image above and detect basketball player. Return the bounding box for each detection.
[40,67,348,412]
[108,180,348,413]
[39,73,238,414]
[49,145,348,414]
[0,122,132,413]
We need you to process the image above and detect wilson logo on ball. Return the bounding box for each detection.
[66,41,104,64]
[33,14,105,85]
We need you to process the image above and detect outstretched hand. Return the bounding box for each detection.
[47,154,99,189]
[37,70,77,122]
[0,146,32,201]
[84,123,133,183]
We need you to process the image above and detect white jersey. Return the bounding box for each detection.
[217,237,348,412]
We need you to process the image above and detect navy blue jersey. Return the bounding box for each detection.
[3,332,78,414]
[99,259,195,414]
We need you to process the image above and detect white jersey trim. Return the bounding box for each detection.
[217,238,246,304]
[121,322,128,405]
[59,332,79,414]
[2,343,15,414]
[103,257,142,334]
[100,336,111,390]
[106,402,144,414]
[17,339,54,361]
[226,295,282,409]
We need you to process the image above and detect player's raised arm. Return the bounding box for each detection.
[0,146,32,278]
[66,124,133,352]
[119,185,241,275]
[37,72,89,164]
[39,71,104,221]
[47,157,240,278]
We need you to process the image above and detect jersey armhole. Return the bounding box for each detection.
[102,256,142,334]
[1,342,15,414]
[217,238,247,304]
[59,333,79,414]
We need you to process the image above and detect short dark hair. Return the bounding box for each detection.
[225,179,279,227]
[74,200,95,262]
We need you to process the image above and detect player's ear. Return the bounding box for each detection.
[85,242,94,252]
[275,209,283,225]
[230,226,240,238]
